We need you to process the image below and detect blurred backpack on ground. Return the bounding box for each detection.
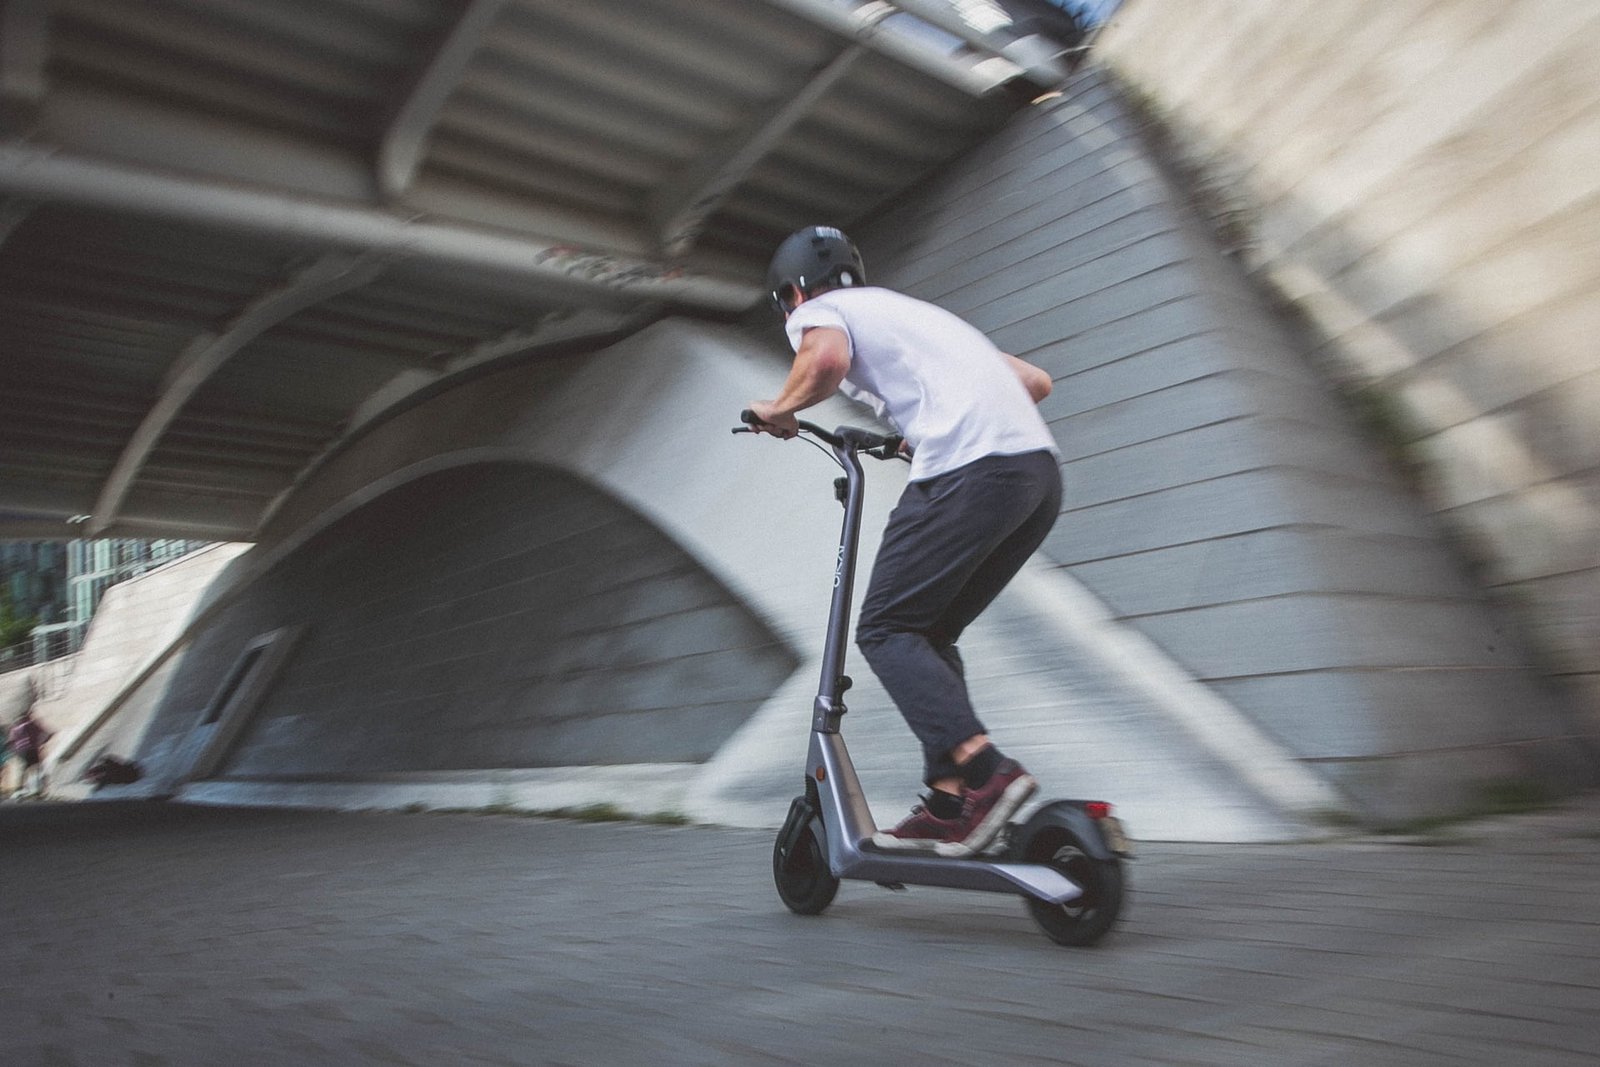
[85,754,143,788]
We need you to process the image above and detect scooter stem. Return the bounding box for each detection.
[814,442,866,734]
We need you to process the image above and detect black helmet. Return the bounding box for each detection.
[765,225,866,313]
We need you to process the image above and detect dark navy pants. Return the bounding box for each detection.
[855,449,1062,786]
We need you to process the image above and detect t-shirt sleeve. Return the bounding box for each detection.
[783,301,853,355]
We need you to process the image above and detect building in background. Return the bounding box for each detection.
[0,542,68,668]
[0,539,208,667]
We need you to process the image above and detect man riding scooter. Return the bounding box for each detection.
[746,225,1058,857]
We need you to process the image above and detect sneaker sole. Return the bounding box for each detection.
[869,832,948,851]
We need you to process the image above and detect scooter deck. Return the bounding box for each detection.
[839,839,1082,905]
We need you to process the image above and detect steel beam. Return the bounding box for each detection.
[44,85,643,251]
[0,144,762,310]
[0,0,48,130]
[884,0,1067,87]
[758,0,1007,95]
[0,195,34,247]
[86,253,386,536]
[378,0,511,201]
[652,45,866,256]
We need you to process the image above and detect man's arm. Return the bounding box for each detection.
[749,326,852,437]
[1005,353,1052,404]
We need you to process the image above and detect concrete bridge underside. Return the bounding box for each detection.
[37,69,1593,838]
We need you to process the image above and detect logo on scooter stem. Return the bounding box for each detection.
[833,546,845,588]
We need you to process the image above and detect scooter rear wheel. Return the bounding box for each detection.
[1017,824,1124,946]
[772,818,839,915]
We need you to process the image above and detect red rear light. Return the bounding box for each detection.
[1084,801,1112,820]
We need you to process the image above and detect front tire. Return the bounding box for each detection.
[1018,824,1124,946]
[772,818,838,915]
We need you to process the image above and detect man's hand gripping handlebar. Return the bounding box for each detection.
[734,410,908,461]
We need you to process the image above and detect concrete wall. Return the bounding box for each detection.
[1097,0,1600,739]
[35,543,249,746]
[1,668,37,724]
[848,64,1590,817]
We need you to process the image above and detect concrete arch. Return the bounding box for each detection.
[123,456,797,793]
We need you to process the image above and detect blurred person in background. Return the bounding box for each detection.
[8,707,51,799]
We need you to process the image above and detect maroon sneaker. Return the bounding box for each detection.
[871,801,965,853]
[958,758,1037,856]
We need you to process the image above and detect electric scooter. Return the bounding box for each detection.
[736,412,1130,946]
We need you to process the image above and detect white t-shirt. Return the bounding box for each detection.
[785,286,1058,482]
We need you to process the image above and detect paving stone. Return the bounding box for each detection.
[3,798,1600,1065]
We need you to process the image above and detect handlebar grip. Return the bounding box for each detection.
[737,410,900,454]
[733,409,768,435]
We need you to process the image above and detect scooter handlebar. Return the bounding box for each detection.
[735,409,906,460]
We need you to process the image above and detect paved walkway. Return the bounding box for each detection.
[2,796,1598,1066]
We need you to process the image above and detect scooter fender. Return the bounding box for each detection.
[1011,800,1119,863]
[776,794,821,867]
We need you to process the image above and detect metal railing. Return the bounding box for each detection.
[0,621,85,675]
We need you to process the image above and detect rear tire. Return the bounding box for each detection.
[1018,824,1123,946]
[773,818,838,915]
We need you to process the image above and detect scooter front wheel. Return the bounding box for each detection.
[772,813,839,915]
[1016,821,1124,946]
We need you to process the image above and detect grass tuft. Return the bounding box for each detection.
[399,799,695,827]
